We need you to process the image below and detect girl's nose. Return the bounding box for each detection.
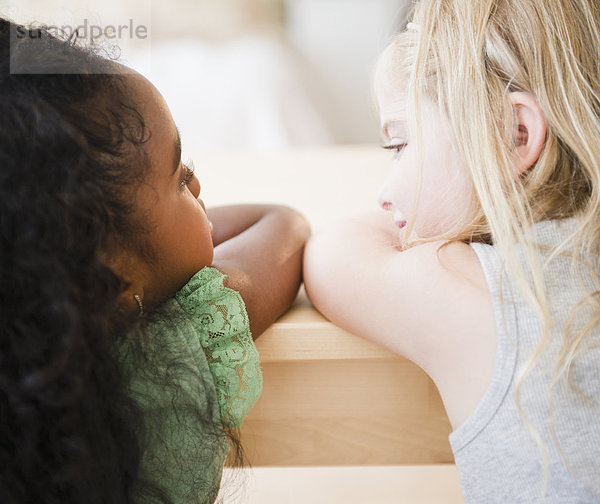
[377,189,393,211]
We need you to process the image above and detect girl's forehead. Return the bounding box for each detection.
[126,74,172,129]
[124,73,179,170]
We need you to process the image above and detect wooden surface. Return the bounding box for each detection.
[195,146,455,467]
[237,289,454,467]
[220,465,465,504]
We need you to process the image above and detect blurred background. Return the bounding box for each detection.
[3,0,410,154]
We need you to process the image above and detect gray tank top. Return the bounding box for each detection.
[449,218,600,503]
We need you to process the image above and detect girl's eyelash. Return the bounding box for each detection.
[180,159,195,188]
[381,143,408,153]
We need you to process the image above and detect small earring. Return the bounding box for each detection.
[133,294,144,317]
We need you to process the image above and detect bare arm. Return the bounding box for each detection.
[207,204,311,339]
[207,205,271,247]
[303,211,496,428]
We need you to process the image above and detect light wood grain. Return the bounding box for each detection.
[238,286,454,467]
[238,357,453,466]
[220,465,465,504]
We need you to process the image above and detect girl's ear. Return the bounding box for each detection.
[509,91,547,177]
[102,249,148,315]
[117,273,146,316]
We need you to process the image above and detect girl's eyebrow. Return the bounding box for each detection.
[171,125,182,175]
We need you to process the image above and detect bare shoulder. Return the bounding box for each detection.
[304,215,497,427]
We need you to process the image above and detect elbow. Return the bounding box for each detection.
[276,205,312,242]
[303,228,343,318]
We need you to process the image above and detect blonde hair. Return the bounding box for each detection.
[376,0,600,496]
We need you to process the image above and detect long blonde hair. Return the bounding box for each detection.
[376,0,600,495]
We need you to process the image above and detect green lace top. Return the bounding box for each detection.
[118,267,263,503]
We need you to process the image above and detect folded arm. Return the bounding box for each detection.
[302,211,496,428]
[207,204,311,339]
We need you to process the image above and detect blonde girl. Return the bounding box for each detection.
[304,0,600,502]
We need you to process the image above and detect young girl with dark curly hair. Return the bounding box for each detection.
[0,18,310,504]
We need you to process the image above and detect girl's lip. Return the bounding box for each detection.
[198,198,206,211]
[395,219,407,229]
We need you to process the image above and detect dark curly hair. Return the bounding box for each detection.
[0,18,240,504]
